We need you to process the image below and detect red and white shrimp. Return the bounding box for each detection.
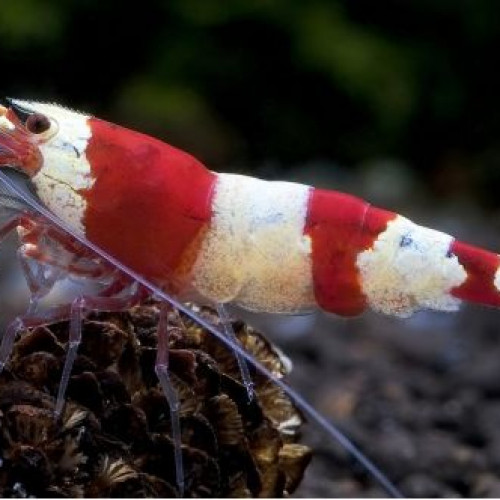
[1,98,500,497]
[1,99,498,319]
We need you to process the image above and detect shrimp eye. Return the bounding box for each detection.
[26,113,51,134]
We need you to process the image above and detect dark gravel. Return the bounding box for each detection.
[283,305,500,497]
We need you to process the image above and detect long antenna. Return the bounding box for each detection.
[0,171,403,498]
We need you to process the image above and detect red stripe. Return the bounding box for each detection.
[305,189,396,316]
[450,240,500,307]
[83,118,216,292]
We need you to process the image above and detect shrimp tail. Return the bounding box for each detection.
[306,187,500,318]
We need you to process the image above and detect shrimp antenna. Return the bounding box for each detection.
[0,171,403,498]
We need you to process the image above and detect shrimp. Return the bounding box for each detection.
[1,100,497,320]
[1,98,498,496]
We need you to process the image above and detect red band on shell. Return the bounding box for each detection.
[450,240,500,307]
[84,118,216,291]
[305,189,396,316]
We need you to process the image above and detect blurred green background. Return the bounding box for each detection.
[2,0,500,207]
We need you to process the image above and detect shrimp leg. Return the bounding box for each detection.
[0,213,22,242]
[155,302,184,496]
[0,318,24,371]
[0,242,63,370]
[54,289,142,418]
[17,244,64,313]
[216,303,254,401]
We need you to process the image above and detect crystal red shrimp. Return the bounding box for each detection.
[2,98,500,498]
[1,99,498,319]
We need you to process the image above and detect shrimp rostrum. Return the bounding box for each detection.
[1,98,499,496]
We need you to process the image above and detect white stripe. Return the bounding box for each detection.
[356,215,467,317]
[12,100,94,236]
[494,265,500,293]
[192,173,315,313]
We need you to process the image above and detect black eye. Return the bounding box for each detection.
[26,113,51,134]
